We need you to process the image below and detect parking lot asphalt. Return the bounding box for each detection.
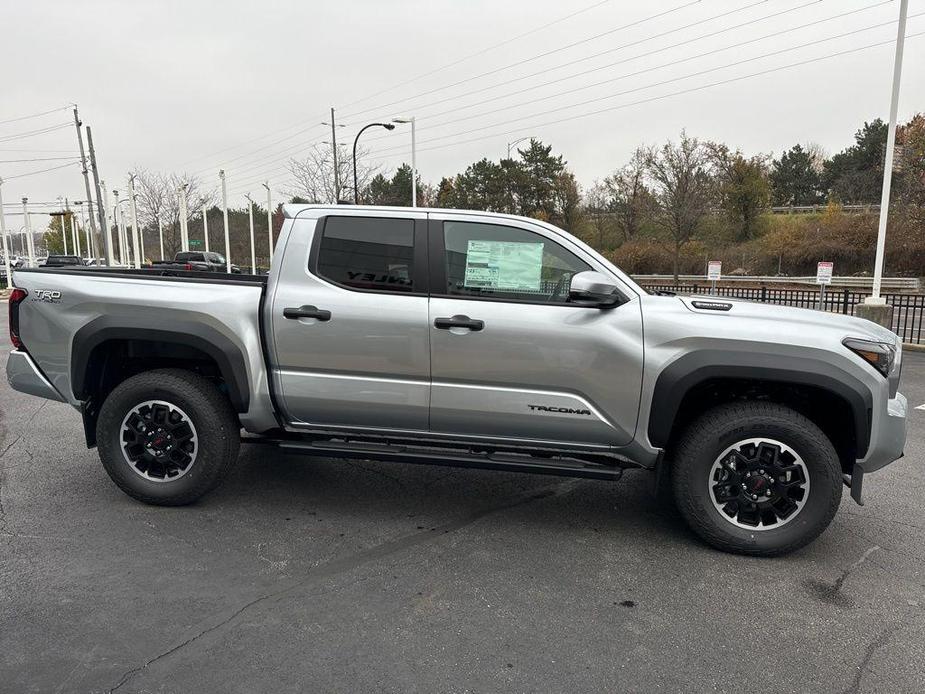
[1,307,923,693]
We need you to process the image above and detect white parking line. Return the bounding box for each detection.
[916,404,925,411]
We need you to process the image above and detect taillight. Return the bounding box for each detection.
[9,287,27,350]
[183,263,193,271]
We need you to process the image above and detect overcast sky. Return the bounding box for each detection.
[1,0,923,221]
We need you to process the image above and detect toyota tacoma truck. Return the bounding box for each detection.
[6,205,907,555]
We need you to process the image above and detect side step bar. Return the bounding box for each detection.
[270,438,623,481]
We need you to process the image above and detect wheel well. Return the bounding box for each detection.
[665,378,858,473]
[77,339,237,447]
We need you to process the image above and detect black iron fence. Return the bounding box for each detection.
[641,284,925,345]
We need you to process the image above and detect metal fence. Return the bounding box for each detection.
[641,284,925,345]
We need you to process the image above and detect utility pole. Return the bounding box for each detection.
[158,217,165,260]
[73,202,83,257]
[82,208,91,260]
[245,193,256,274]
[129,174,142,267]
[178,184,189,252]
[0,178,11,284]
[73,107,101,260]
[85,125,107,262]
[101,180,114,266]
[219,170,230,272]
[114,190,127,265]
[330,107,339,203]
[21,198,35,267]
[202,205,210,252]
[861,0,908,328]
[262,181,273,259]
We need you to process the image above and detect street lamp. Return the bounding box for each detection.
[392,118,417,206]
[507,136,533,159]
[352,122,395,204]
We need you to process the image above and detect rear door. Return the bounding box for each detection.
[270,210,431,432]
[426,212,644,447]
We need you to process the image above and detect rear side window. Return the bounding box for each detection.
[315,216,415,293]
[176,252,203,262]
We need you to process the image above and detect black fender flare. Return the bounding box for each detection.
[647,350,872,456]
[71,316,250,413]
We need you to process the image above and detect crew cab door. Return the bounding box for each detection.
[269,211,431,431]
[426,213,644,447]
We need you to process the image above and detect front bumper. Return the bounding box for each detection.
[849,391,907,505]
[6,350,65,403]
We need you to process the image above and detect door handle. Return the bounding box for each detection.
[434,315,484,331]
[284,305,332,321]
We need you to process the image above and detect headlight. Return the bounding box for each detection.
[843,337,896,378]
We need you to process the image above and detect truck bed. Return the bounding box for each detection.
[14,266,267,286]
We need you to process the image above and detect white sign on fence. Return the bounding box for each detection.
[816,261,833,285]
[707,261,722,281]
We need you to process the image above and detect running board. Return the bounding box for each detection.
[273,439,623,481]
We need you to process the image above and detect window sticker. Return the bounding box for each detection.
[463,240,544,291]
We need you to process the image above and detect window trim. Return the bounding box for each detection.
[427,218,609,308]
[308,214,429,297]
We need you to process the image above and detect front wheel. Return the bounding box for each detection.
[671,402,842,556]
[96,368,240,506]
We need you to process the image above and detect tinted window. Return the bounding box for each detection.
[176,252,204,262]
[316,216,415,292]
[442,221,591,303]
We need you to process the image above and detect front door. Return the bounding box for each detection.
[270,211,431,432]
[427,213,644,447]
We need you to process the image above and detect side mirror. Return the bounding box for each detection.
[569,271,621,308]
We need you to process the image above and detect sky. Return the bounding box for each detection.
[1,0,923,224]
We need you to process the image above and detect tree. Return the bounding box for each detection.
[583,180,614,251]
[896,113,925,226]
[131,169,214,260]
[644,132,713,281]
[708,143,770,241]
[823,119,888,203]
[365,163,420,206]
[287,142,377,204]
[603,148,653,243]
[770,144,824,206]
[42,213,74,255]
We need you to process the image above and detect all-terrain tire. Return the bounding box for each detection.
[671,401,842,556]
[96,368,240,506]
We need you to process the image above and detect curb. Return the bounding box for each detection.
[903,343,925,352]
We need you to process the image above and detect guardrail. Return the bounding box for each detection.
[769,204,880,214]
[641,283,925,345]
[632,274,920,291]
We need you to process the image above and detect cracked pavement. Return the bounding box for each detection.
[1,304,923,692]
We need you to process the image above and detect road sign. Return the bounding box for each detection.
[707,261,721,281]
[189,238,202,248]
[816,261,833,285]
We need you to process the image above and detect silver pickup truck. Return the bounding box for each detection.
[6,205,907,555]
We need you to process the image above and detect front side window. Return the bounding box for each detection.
[442,221,591,303]
[315,216,415,293]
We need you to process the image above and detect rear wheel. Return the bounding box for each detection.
[96,368,240,506]
[671,402,842,556]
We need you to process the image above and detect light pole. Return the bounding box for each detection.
[262,181,273,260]
[219,170,230,272]
[0,178,10,283]
[245,193,256,274]
[21,198,35,267]
[56,197,69,255]
[114,194,130,266]
[158,217,165,260]
[353,122,395,204]
[178,183,189,252]
[860,0,908,328]
[507,136,533,159]
[392,118,417,206]
[202,205,210,253]
[73,202,84,258]
[129,175,142,267]
[101,181,115,266]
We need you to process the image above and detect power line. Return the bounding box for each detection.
[2,161,81,180]
[361,0,858,140]
[366,30,925,162]
[339,0,705,123]
[0,105,72,126]
[0,122,72,143]
[367,16,924,156]
[339,0,614,110]
[0,156,80,163]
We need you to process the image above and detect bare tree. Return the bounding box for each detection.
[583,180,612,251]
[286,143,378,203]
[803,141,828,174]
[132,169,215,258]
[604,147,653,243]
[645,132,714,282]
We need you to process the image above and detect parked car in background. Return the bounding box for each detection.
[150,251,241,273]
[5,205,907,556]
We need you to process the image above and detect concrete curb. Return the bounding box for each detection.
[903,343,925,352]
